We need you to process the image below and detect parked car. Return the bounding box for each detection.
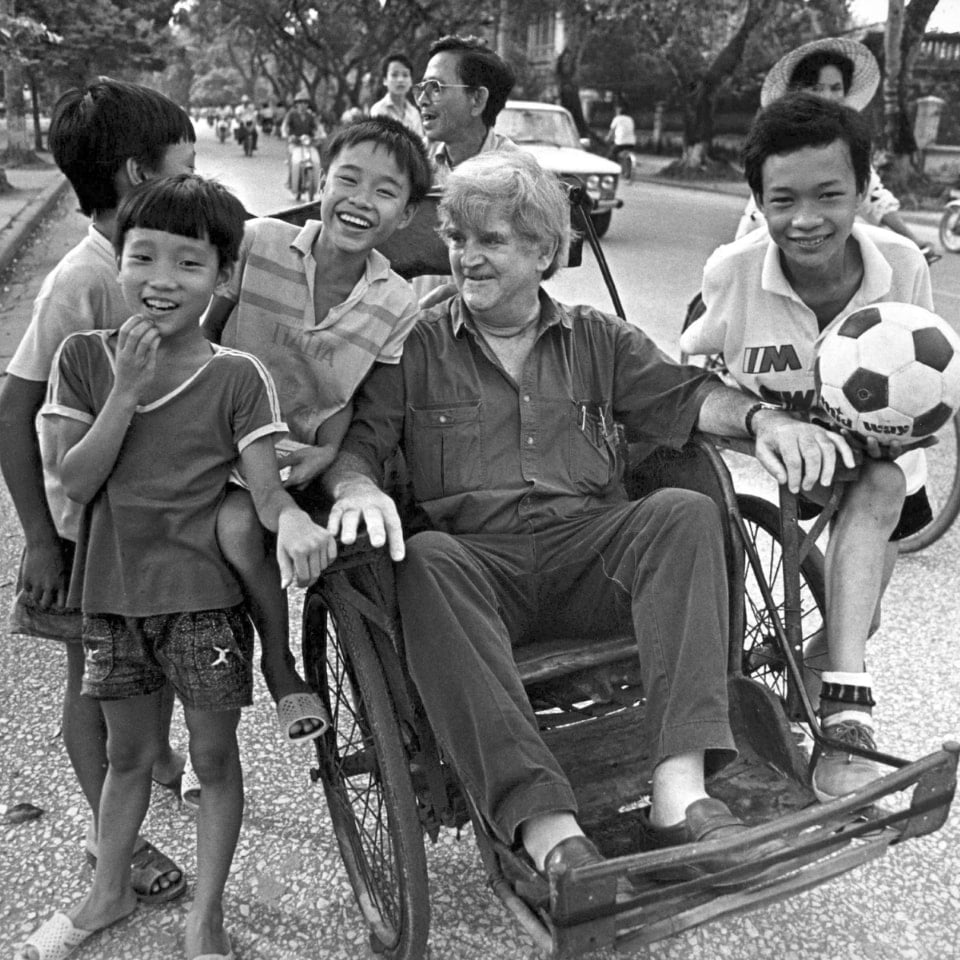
[494,99,623,237]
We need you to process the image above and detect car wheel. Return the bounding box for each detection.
[590,211,612,238]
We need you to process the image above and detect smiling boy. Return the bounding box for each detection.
[201,116,431,742]
[681,93,934,802]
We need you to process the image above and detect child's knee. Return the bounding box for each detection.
[216,490,266,565]
[107,734,161,775]
[847,460,906,524]
[190,742,240,785]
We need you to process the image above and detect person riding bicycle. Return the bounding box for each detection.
[323,149,851,885]
[606,103,636,178]
[681,93,934,804]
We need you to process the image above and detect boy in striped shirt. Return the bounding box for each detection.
[202,116,431,742]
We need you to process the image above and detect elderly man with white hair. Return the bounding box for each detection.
[324,150,853,886]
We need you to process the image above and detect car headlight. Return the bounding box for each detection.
[585,174,600,192]
[601,175,617,193]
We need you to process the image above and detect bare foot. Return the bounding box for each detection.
[65,888,137,942]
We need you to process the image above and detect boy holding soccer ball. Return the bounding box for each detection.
[681,92,935,803]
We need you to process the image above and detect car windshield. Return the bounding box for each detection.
[496,107,581,148]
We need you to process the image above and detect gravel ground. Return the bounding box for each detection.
[2,463,959,960]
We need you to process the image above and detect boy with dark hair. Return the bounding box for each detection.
[202,115,430,742]
[370,51,424,137]
[681,92,934,803]
[16,174,336,960]
[0,77,197,905]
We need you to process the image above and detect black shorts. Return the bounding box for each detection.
[797,486,933,542]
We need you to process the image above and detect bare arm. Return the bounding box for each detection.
[239,435,337,587]
[0,375,70,608]
[279,402,354,489]
[324,449,405,561]
[57,316,158,503]
[696,384,855,493]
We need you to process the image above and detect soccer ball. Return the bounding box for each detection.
[814,302,960,442]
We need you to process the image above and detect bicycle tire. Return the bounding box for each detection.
[898,413,960,553]
[737,493,827,710]
[939,207,960,253]
[302,589,430,960]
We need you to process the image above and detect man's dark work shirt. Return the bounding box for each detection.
[340,291,720,536]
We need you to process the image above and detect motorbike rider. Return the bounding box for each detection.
[281,92,319,140]
[235,94,259,152]
[282,91,321,197]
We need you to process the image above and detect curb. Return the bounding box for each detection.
[0,174,70,278]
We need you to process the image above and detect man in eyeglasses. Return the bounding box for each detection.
[416,35,518,185]
[411,35,520,306]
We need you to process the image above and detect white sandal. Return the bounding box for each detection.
[16,911,93,960]
[180,759,201,811]
[277,691,330,743]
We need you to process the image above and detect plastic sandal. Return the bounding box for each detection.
[181,759,201,810]
[16,911,93,960]
[85,839,186,904]
[277,691,330,743]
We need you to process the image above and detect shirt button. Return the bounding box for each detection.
[438,415,447,423]
[526,436,534,445]
[523,394,531,402]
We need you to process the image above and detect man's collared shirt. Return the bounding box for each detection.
[341,291,719,535]
[427,128,517,187]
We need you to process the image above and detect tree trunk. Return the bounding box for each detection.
[29,71,43,152]
[675,0,778,168]
[556,47,592,140]
[883,0,905,156]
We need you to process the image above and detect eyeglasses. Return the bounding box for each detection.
[413,80,474,100]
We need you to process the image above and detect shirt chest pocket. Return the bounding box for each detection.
[568,400,618,490]
[408,401,486,500]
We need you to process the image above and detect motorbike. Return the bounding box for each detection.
[288,135,320,202]
[939,187,960,254]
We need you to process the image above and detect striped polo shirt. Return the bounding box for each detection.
[219,217,418,444]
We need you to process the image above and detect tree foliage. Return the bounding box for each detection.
[553,0,852,165]
[177,0,501,116]
[1,0,61,170]
[18,0,178,88]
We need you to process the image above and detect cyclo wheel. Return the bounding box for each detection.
[302,587,429,960]
[737,493,827,709]
[898,413,960,553]
[939,207,960,253]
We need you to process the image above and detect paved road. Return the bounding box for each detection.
[1,136,959,960]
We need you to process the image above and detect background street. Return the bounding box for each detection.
[1,122,959,959]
